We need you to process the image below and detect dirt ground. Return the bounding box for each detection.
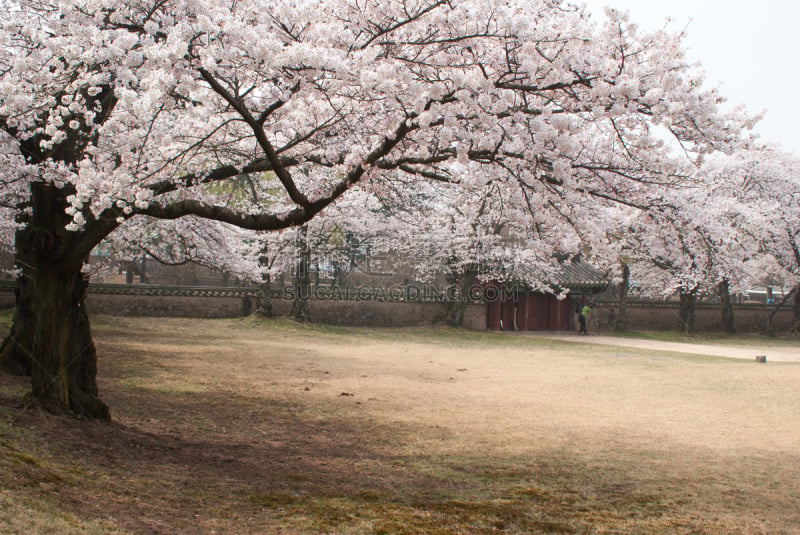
[2,316,800,534]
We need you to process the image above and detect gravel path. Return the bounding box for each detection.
[527,332,800,362]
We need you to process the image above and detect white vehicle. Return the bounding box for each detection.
[741,287,786,304]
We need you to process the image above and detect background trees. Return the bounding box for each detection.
[592,146,800,334]
[699,148,800,332]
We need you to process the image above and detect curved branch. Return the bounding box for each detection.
[139,200,315,231]
[198,67,310,207]
[148,157,284,196]
[141,247,196,267]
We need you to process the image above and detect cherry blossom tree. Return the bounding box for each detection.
[598,146,800,334]
[368,176,583,326]
[603,174,770,333]
[0,0,755,417]
[699,148,800,332]
[620,205,732,332]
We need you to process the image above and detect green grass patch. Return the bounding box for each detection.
[234,314,569,350]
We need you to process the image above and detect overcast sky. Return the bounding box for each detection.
[578,0,800,154]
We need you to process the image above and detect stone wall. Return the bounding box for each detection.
[0,283,794,334]
[87,293,257,318]
[272,299,447,327]
[0,282,259,319]
[593,301,794,334]
[462,303,488,330]
[270,298,486,328]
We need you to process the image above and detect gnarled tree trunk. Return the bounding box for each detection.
[0,183,109,420]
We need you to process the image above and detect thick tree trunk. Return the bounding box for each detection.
[678,290,697,333]
[0,183,109,419]
[793,286,800,334]
[445,268,477,327]
[718,279,736,334]
[613,263,630,331]
[29,265,107,418]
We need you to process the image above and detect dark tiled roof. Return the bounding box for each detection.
[553,260,610,291]
[504,259,609,292]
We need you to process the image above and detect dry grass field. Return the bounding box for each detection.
[1,315,800,534]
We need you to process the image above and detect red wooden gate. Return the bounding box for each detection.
[486,290,570,331]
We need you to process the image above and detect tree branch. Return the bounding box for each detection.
[198,67,310,207]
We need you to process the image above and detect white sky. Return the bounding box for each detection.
[578,0,800,154]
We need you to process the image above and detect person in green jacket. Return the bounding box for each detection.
[579,302,593,335]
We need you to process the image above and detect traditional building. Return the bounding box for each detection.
[485,259,609,331]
